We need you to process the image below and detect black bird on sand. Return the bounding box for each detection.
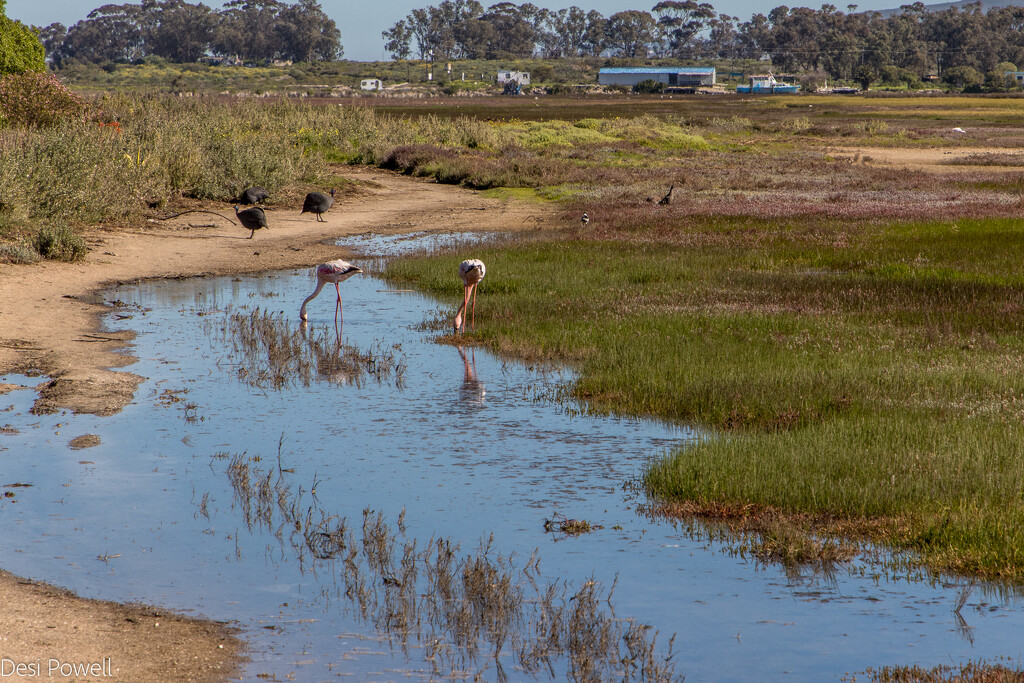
[239,186,269,205]
[234,205,268,238]
[301,188,335,222]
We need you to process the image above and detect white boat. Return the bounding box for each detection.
[736,74,800,94]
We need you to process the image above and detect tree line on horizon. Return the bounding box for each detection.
[28,0,1024,88]
[383,0,1024,86]
[37,0,342,67]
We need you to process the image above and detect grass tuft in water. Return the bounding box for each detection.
[215,307,405,389]
[218,451,681,682]
[864,660,1024,682]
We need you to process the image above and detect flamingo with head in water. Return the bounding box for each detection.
[299,259,363,324]
[454,259,485,334]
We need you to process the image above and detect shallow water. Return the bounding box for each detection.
[1,234,1023,682]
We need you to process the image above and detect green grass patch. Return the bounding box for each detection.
[386,219,1024,579]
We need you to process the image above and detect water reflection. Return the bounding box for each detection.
[223,451,680,682]
[217,307,406,389]
[458,346,485,406]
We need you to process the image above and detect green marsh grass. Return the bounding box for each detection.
[386,218,1024,579]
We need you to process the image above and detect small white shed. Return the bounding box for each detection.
[497,70,530,86]
[360,78,383,91]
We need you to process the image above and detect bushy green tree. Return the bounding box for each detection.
[942,64,984,89]
[855,64,876,90]
[0,0,45,75]
[985,61,1020,90]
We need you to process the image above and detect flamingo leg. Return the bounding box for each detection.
[334,283,342,324]
[462,285,472,332]
[470,283,478,330]
[455,285,471,333]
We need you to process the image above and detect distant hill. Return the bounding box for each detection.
[874,0,1023,16]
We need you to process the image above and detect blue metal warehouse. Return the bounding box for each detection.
[597,66,716,87]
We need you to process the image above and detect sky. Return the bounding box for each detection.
[7,0,902,62]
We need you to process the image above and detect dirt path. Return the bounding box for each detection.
[0,168,555,681]
[830,145,1024,173]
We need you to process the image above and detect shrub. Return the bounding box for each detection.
[632,79,664,94]
[0,71,89,128]
[531,64,553,82]
[33,224,85,261]
[0,240,39,263]
[545,83,575,95]
[879,65,923,90]
[985,62,1021,91]
[442,81,470,96]
[380,144,463,174]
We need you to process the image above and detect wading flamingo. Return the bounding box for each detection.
[454,259,485,334]
[299,259,363,324]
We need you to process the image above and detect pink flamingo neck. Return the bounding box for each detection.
[299,279,327,321]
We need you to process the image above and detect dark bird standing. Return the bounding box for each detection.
[658,184,676,206]
[234,205,268,238]
[301,189,336,222]
[581,212,589,226]
[239,186,269,205]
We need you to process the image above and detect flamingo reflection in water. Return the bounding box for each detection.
[458,346,486,405]
[298,322,356,386]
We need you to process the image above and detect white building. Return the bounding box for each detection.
[597,66,716,88]
[360,78,383,91]
[497,70,531,86]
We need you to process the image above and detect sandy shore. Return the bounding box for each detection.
[0,168,553,680]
